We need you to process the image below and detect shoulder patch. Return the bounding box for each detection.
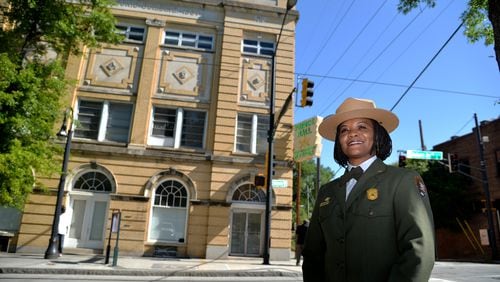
[415,175,427,197]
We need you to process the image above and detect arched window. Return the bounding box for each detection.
[149,179,188,243]
[232,184,266,203]
[73,171,112,192]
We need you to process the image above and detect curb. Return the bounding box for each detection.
[0,267,302,277]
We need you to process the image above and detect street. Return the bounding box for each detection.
[1,261,499,282]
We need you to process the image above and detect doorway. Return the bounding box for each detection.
[230,211,263,256]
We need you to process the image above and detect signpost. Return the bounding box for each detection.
[293,116,323,162]
[406,150,443,160]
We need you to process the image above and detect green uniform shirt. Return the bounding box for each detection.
[302,158,435,282]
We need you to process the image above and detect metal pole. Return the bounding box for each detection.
[419,120,426,151]
[263,0,295,265]
[296,162,301,227]
[315,157,320,199]
[112,211,121,267]
[45,117,73,259]
[474,113,497,260]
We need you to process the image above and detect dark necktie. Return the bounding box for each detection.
[344,166,363,182]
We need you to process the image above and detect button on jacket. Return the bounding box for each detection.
[302,158,435,282]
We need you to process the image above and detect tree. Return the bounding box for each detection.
[293,160,335,221]
[402,159,476,229]
[0,0,121,209]
[398,0,500,71]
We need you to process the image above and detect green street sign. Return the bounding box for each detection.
[272,179,288,188]
[406,150,443,160]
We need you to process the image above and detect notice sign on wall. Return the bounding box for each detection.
[294,116,323,163]
[479,229,490,245]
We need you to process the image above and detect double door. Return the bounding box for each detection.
[65,194,109,249]
[230,211,263,256]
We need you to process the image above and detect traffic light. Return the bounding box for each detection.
[398,155,406,167]
[300,78,314,107]
[254,174,266,187]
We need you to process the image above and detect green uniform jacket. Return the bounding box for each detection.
[302,158,435,282]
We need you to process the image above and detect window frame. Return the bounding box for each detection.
[235,113,269,155]
[241,38,275,56]
[148,106,207,149]
[74,99,133,143]
[148,178,189,244]
[115,23,146,43]
[163,29,214,51]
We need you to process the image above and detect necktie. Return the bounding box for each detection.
[344,166,363,200]
[345,166,363,181]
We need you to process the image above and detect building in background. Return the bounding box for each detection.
[433,117,500,260]
[16,0,298,260]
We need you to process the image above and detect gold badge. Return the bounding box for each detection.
[320,197,331,207]
[366,188,378,201]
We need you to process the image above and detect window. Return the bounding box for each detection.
[73,171,113,192]
[236,113,269,154]
[75,100,133,143]
[116,24,145,42]
[164,31,213,50]
[149,180,188,243]
[149,107,206,149]
[232,184,266,203]
[242,39,275,56]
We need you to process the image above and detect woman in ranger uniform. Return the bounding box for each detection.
[302,98,435,282]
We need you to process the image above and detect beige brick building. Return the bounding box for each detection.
[16,0,298,260]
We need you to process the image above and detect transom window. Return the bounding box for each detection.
[232,184,266,203]
[236,113,269,154]
[148,107,206,149]
[75,100,133,143]
[116,24,145,42]
[73,171,113,192]
[164,30,213,50]
[242,39,275,56]
[149,179,189,243]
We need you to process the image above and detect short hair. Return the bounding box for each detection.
[333,119,392,167]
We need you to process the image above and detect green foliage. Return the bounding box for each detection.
[461,0,494,45]
[420,161,477,229]
[0,54,66,209]
[0,0,122,60]
[397,0,494,49]
[0,0,120,209]
[293,160,335,221]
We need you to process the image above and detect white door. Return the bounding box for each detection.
[65,194,109,249]
[230,211,263,256]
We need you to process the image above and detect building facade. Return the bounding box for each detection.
[16,0,298,260]
[433,117,500,260]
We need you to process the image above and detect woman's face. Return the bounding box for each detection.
[338,118,375,166]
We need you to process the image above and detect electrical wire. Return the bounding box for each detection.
[313,0,389,89]
[390,21,464,111]
[302,0,357,75]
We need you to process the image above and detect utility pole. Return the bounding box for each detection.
[263,0,297,265]
[474,113,497,260]
[419,120,427,150]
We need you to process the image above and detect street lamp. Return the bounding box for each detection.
[45,109,73,259]
[263,0,297,265]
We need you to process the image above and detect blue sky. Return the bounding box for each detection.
[293,0,500,175]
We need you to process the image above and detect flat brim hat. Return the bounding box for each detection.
[318,97,399,141]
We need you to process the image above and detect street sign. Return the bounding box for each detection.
[294,116,323,162]
[272,179,288,188]
[406,150,443,160]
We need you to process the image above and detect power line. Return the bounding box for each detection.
[390,21,464,111]
[302,0,357,75]
[296,72,498,99]
[314,0,389,89]
[318,8,427,116]
[360,0,454,97]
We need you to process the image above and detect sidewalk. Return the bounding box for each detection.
[0,252,303,277]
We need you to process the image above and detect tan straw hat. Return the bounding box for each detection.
[318,97,399,141]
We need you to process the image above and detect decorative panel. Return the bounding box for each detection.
[239,57,271,104]
[157,50,212,101]
[83,45,141,93]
